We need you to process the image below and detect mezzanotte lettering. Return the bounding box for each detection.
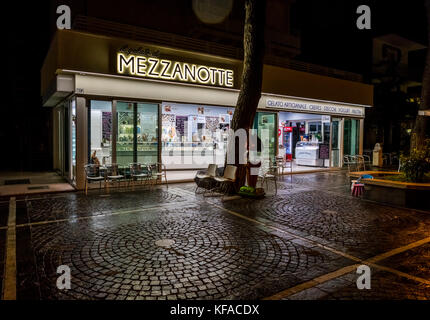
[117,52,234,88]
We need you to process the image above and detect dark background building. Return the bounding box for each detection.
[1,0,427,172]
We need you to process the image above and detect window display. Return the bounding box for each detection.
[90,100,112,165]
[116,102,158,166]
[161,102,234,169]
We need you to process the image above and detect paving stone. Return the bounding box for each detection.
[13,174,430,300]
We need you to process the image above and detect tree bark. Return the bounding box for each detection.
[412,0,430,149]
[223,0,266,193]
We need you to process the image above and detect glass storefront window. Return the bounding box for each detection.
[117,102,136,166]
[137,103,158,164]
[70,99,76,182]
[89,100,112,165]
[161,102,234,169]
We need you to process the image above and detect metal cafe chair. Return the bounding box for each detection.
[343,155,357,172]
[128,163,151,187]
[355,155,366,171]
[105,163,125,189]
[258,161,278,195]
[275,155,293,176]
[84,164,104,195]
[152,162,169,188]
[146,163,160,188]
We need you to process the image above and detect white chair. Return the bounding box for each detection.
[196,164,217,180]
[195,164,218,193]
[214,165,237,184]
[211,165,237,198]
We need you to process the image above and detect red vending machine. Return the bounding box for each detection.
[283,126,293,160]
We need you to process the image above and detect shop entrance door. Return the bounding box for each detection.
[343,118,360,157]
[116,101,159,166]
[253,112,277,164]
[330,118,342,167]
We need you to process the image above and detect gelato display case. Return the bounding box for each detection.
[295,141,324,167]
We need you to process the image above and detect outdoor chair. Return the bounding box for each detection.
[362,154,372,168]
[343,155,357,172]
[275,155,293,176]
[259,162,278,195]
[152,162,168,188]
[84,164,104,195]
[146,163,160,188]
[195,164,218,193]
[383,153,391,166]
[129,163,151,187]
[207,165,237,198]
[391,152,399,165]
[105,163,124,189]
[355,155,366,171]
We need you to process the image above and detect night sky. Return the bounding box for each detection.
[1,0,427,171]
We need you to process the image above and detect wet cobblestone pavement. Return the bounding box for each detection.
[2,171,430,300]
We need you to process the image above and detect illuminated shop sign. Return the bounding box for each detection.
[117,52,234,88]
[266,98,365,117]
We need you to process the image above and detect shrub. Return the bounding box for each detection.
[400,139,430,182]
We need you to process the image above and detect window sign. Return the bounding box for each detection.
[266,98,365,117]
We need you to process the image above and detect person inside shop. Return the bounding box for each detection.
[90,150,101,166]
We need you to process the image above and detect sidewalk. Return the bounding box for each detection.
[0,172,74,198]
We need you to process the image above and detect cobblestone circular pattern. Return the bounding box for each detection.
[223,189,430,257]
[31,214,324,300]
[26,189,183,222]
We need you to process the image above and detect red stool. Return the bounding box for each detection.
[351,183,365,197]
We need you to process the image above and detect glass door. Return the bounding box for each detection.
[331,118,342,167]
[70,99,77,183]
[343,118,360,156]
[63,103,70,179]
[253,112,277,164]
[116,101,159,166]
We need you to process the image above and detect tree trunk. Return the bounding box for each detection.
[412,0,430,149]
[223,0,266,193]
